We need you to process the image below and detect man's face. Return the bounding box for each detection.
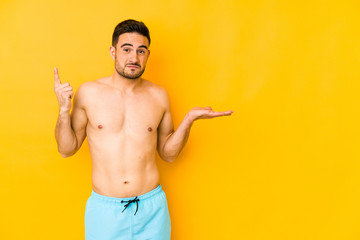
[111,32,150,80]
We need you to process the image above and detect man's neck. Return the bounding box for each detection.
[110,70,143,93]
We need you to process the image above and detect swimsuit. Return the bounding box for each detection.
[85,184,171,240]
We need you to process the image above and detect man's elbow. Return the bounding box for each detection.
[160,153,177,163]
[58,148,77,158]
[57,141,79,158]
[59,152,74,158]
[157,145,177,163]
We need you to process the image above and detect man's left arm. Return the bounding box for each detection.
[157,90,233,163]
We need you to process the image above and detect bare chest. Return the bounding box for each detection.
[84,92,164,135]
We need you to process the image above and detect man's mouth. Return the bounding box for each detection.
[127,65,140,69]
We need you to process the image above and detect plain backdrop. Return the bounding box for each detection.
[1,0,360,239]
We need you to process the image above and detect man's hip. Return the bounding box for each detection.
[85,184,171,240]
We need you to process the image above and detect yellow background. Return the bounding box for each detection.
[1,0,360,239]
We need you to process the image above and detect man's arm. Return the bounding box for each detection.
[54,67,87,158]
[157,89,233,163]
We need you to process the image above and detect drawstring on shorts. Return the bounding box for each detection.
[121,197,140,215]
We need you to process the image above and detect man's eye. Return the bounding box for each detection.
[123,48,130,52]
[138,50,145,54]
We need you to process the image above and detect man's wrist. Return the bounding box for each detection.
[59,109,70,117]
[184,113,195,126]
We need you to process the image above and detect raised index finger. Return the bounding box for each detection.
[54,67,61,86]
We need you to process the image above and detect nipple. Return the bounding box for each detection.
[148,127,152,132]
[124,181,128,184]
[98,125,103,129]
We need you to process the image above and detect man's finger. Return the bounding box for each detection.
[56,82,70,90]
[62,91,73,99]
[218,111,233,116]
[222,110,234,115]
[54,67,61,86]
[61,86,73,92]
[208,111,233,117]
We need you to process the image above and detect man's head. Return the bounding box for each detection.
[112,19,151,47]
[110,20,151,80]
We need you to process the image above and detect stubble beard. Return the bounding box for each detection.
[115,57,146,80]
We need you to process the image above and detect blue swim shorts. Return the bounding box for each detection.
[85,184,171,240]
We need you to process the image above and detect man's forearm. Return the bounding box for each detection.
[55,112,78,157]
[161,114,194,162]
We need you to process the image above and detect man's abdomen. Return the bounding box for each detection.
[90,155,160,198]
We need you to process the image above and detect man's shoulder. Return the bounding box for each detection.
[77,77,108,95]
[74,78,108,107]
[143,80,168,98]
[143,80,170,109]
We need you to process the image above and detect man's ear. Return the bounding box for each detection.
[109,46,116,60]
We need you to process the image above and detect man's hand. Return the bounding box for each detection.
[54,67,73,114]
[187,106,234,122]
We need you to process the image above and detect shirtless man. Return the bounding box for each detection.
[54,19,233,240]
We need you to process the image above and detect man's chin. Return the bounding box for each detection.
[125,73,143,79]
[117,69,145,80]
[125,75,141,80]
[125,69,145,79]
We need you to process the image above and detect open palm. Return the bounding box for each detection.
[188,107,234,121]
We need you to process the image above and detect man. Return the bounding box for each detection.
[54,19,233,240]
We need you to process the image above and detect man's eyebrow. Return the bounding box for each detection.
[120,43,133,48]
[120,43,148,50]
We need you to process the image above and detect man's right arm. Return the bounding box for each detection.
[54,67,87,158]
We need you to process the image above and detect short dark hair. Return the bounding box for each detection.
[112,19,151,47]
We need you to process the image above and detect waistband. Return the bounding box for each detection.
[90,184,162,203]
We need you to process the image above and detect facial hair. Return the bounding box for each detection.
[115,55,146,80]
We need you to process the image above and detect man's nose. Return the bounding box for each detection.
[128,52,139,63]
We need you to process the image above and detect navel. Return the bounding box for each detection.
[98,125,103,129]
[148,127,152,132]
[123,181,128,184]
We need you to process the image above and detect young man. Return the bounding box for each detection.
[54,19,233,240]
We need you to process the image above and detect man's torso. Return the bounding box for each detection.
[77,77,166,197]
